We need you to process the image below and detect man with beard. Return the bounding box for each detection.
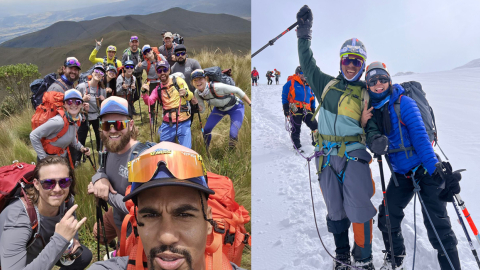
[122,36,143,111]
[158,32,177,67]
[142,61,193,148]
[47,57,81,93]
[88,96,146,250]
[87,142,246,270]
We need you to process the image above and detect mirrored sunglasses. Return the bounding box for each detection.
[341,55,364,67]
[143,48,152,55]
[175,51,186,57]
[107,46,116,52]
[39,177,72,190]
[94,69,105,76]
[130,36,139,41]
[156,67,169,74]
[65,99,83,106]
[191,70,206,80]
[100,120,131,131]
[125,65,135,69]
[65,59,81,67]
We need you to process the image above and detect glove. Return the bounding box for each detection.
[283,103,290,117]
[296,5,313,40]
[435,161,461,202]
[369,134,389,155]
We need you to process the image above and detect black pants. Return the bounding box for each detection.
[76,119,101,161]
[276,77,279,84]
[252,78,257,85]
[289,108,317,148]
[378,166,460,269]
[56,244,92,269]
[267,78,273,85]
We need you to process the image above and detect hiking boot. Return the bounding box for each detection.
[333,252,351,270]
[354,255,375,270]
[379,250,405,270]
[293,145,304,153]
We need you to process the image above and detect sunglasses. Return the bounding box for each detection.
[175,51,186,57]
[94,69,105,76]
[39,177,72,190]
[125,65,135,69]
[130,36,139,41]
[143,48,152,55]
[65,99,83,106]
[107,46,116,52]
[341,56,364,67]
[65,59,81,67]
[100,120,131,131]
[128,149,206,184]
[156,67,169,74]
[368,77,390,87]
[298,72,304,75]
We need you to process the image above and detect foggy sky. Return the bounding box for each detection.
[252,0,480,79]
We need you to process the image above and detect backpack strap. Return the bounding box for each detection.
[209,82,237,110]
[42,111,71,155]
[54,78,69,91]
[388,95,412,158]
[311,79,339,122]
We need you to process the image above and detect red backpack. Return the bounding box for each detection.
[0,162,40,246]
[118,172,251,270]
[31,92,80,168]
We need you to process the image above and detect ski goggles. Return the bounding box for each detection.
[130,36,139,42]
[175,51,186,57]
[65,59,81,67]
[143,48,152,55]
[125,65,135,69]
[156,67,169,74]
[341,55,364,67]
[107,46,116,52]
[93,69,105,76]
[65,99,83,106]
[39,177,72,190]
[100,120,131,131]
[367,75,390,87]
[128,149,206,184]
[191,70,206,80]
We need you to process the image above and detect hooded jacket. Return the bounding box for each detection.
[369,84,438,175]
[89,45,123,67]
[281,74,315,111]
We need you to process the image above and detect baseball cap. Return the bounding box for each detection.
[123,142,214,202]
[99,96,131,118]
[64,57,81,70]
[64,89,83,101]
[174,44,186,53]
[164,32,173,39]
[156,60,170,70]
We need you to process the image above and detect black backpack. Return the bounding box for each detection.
[78,65,97,84]
[30,73,68,109]
[204,66,235,86]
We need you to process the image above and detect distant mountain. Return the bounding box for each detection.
[0,0,251,45]
[393,71,415,77]
[1,8,250,49]
[454,58,480,69]
[0,8,250,76]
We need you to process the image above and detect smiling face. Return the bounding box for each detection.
[368,75,391,94]
[107,70,117,79]
[137,186,212,270]
[33,163,70,212]
[164,37,173,48]
[157,67,170,83]
[99,114,134,153]
[192,77,206,91]
[64,99,83,117]
[341,60,362,80]
[107,50,116,60]
[130,40,139,51]
[62,66,80,82]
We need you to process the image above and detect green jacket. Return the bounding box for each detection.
[298,38,379,155]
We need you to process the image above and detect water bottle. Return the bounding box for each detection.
[60,239,75,266]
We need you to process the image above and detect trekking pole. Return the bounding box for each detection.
[196,111,209,154]
[375,154,396,269]
[96,199,110,260]
[453,196,480,268]
[154,101,159,136]
[148,98,153,141]
[85,151,97,171]
[252,20,301,58]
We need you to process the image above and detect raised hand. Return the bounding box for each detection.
[55,205,87,242]
[361,100,374,128]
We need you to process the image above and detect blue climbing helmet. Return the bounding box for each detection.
[339,38,367,82]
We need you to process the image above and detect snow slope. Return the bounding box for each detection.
[252,68,480,269]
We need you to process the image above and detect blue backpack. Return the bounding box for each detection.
[30,73,68,109]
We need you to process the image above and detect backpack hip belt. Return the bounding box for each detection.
[163,106,189,126]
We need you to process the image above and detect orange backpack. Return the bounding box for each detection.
[118,172,251,270]
[31,91,80,167]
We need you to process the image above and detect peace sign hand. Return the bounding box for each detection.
[55,205,87,242]
[95,38,103,47]
[361,100,374,128]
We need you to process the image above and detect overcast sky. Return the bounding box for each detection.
[0,0,123,16]
[252,0,480,78]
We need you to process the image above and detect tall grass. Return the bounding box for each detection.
[0,49,252,269]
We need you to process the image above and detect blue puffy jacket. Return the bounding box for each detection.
[281,75,316,111]
[383,84,438,175]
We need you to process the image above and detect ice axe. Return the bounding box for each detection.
[251,9,311,58]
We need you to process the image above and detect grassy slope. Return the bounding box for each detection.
[0,49,251,269]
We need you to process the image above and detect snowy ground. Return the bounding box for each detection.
[252,68,480,269]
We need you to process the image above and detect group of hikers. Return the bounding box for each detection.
[282,5,464,270]
[0,31,251,270]
[250,67,281,86]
